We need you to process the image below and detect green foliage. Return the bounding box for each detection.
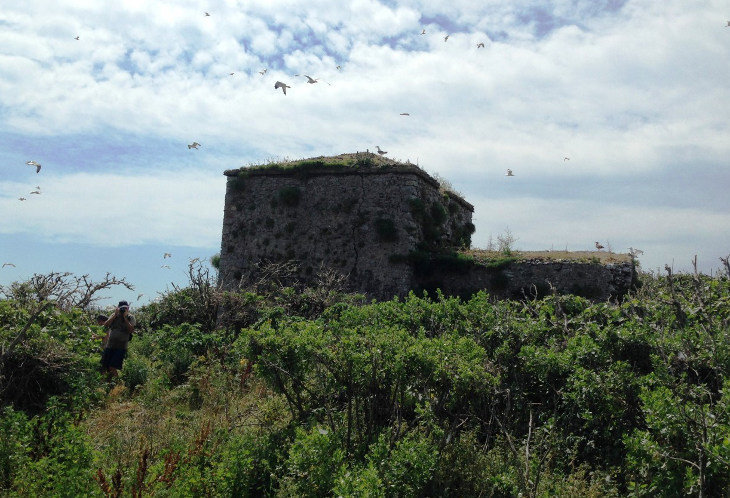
[279,426,345,496]
[277,186,301,207]
[121,353,149,392]
[374,217,398,242]
[1,268,730,496]
[155,323,222,385]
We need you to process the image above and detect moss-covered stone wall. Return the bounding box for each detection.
[218,154,474,299]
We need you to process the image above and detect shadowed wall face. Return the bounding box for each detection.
[218,165,473,300]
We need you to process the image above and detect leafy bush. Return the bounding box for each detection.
[1,266,729,496]
[279,426,345,496]
[277,186,301,207]
[121,353,149,392]
[374,217,398,242]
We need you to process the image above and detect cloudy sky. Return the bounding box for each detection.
[1,0,729,306]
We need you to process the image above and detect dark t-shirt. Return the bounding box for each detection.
[106,314,136,350]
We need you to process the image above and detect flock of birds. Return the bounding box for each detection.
[7,9,681,275]
[16,161,42,202]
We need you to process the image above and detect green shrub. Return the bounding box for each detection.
[277,186,301,207]
[374,217,398,242]
[121,354,148,392]
[280,426,345,496]
[429,201,448,225]
[372,430,438,497]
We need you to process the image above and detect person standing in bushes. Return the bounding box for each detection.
[100,300,136,379]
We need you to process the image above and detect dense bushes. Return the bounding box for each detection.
[1,268,729,495]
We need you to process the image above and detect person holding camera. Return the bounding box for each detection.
[100,300,136,379]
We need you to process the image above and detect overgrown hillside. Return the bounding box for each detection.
[1,262,729,496]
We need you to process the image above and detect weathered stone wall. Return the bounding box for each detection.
[219,161,474,300]
[417,258,636,301]
[219,154,637,302]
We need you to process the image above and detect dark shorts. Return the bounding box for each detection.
[101,348,126,370]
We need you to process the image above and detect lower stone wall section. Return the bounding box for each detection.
[416,260,636,301]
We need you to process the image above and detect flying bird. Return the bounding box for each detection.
[229,72,235,75]
[421,29,426,35]
[304,75,318,84]
[444,34,449,42]
[477,42,485,48]
[2,263,16,268]
[726,21,730,26]
[259,68,267,75]
[161,264,171,269]
[188,142,201,149]
[137,293,144,301]
[564,157,570,161]
[26,160,41,173]
[18,197,26,201]
[274,81,291,95]
[399,113,410,116]
[336,65,342,70]
[376,146,387,155]
[595,241,605,250]
[505,169,514,176]
[205,12,210,16]
[74,36,80,40]
[163,252,172,259]
[30,190,41,195]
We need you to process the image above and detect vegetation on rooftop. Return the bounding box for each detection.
[232,152,406,178]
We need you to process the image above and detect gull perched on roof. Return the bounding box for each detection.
[26,161,41,173]
[376,146,387,155]
[505,169,514,176]
[274,81,291,95]
[188,142,201,149]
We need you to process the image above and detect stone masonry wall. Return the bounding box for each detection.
[219,162,474,300]
[418,259,636,301]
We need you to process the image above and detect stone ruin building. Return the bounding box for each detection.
[219,152,636,301]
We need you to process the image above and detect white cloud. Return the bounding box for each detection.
[0,0,728,276]
[0,170,226,247]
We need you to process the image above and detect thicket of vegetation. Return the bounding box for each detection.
[1,259,729,496]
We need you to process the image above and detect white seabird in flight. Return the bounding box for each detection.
[275,81,291,95]
[26,161,41,173]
